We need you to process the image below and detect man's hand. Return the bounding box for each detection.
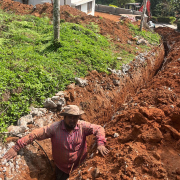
[97,145,109,157]
[2,147,17,161]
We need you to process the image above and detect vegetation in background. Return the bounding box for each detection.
[0,10,161,133]
[96,0,180,19]
[109,4,118,8]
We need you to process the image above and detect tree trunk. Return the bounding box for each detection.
[140,0,147,31]
[53,0,60,42]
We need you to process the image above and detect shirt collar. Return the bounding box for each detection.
[61,120,79,130]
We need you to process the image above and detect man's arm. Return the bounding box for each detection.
[80,120,109,156]
[3,122,59,161]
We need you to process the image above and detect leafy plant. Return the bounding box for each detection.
[169,16,176,24]
[109,4,118,7]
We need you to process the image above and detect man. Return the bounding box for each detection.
[3,105,109,180]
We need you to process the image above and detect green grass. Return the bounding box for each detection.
[0,10,119,132]
[129,23,161,45]
[0,10,161,133]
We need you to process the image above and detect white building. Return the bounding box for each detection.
[71,0,95,15]
[13,0,95,15]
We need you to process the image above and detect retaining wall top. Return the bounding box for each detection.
[95,4,133,15]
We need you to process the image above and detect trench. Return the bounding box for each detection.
[1,28,178,180]
[59,37,167,177]
[85,40,169,154]
[68,28,180,180]
[154,40,170,77]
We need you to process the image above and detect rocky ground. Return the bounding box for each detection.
[0,1,180,180]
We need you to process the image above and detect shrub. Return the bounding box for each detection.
[151,16,158,23]
[155,16,176,24]
[169,17,176,24]
[109,4,118,8]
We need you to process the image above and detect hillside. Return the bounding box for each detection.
[0,1,180,180]
[0,0,160,132]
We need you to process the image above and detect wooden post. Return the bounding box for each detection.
[140,0,147,31]
[53,0,60,42]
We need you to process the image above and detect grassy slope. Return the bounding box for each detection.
[0,10,160,132]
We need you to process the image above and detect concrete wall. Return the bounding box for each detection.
[95,4,142,15]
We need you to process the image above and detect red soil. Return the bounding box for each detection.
[68,27,180,180]
[0,1,180,180]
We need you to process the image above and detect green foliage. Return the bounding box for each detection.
[85,22,100,33]
[0,10,119,132]
[129,23,161,45]
[169,16,176,24]
[153,16,176,24]
[153,1,176,17]
[151,16,158,23]
[109,4,118,8]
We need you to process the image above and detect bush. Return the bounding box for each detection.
[109,4,118,8]
[169,17,176,24]
[154,16,176,24]
[151,16,158,23]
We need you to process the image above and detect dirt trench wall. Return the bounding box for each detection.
[69,28,180,180]
[0,44,165,180]
[65,43,165,126]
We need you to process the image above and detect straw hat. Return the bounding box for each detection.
[59,105,84,116]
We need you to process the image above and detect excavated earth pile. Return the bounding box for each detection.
[0,1,180,180]
[68,28,180,180]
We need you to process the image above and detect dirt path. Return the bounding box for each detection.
[0,1,180,180]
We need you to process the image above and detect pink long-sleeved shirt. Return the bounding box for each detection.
[13,120,106,174]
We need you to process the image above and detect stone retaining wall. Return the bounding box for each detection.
[95,4,142,15]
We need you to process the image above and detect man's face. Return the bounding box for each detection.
[64,115,79,130]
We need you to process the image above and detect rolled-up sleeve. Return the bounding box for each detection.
[13,122,59,151]
[80,120,106,146]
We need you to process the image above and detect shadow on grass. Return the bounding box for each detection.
[41,41,62,53]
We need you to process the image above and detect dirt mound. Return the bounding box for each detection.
[1,1,180,180]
